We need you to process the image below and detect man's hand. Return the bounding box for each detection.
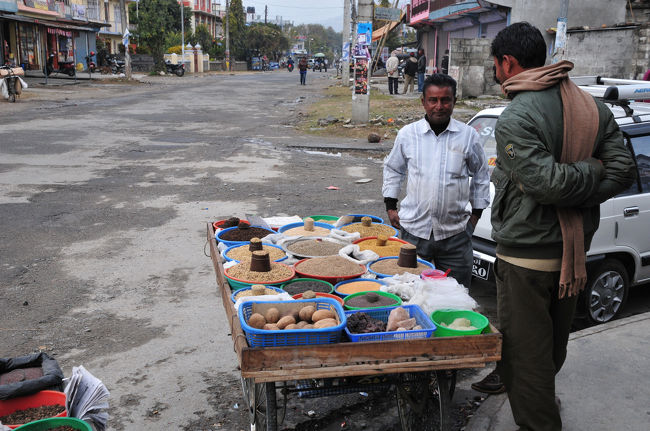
[387,209,400,229]
[469,213,480,228]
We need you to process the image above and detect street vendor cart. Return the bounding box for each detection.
[207,223,501,431]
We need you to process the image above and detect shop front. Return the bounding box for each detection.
[0,0,19,66]
[45,25,73,70]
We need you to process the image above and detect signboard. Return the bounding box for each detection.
[356,22,372,46]
[246,6,255,14]
[25,0,57,11]
[354,56,368,95]
[374,6,400,21]
[341,41,350,62]
[381,47,389,64]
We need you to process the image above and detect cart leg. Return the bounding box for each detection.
[396,371,454,431]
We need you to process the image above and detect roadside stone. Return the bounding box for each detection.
[318,116,339,126]
[343,118,352,124]
[368,133,381,143]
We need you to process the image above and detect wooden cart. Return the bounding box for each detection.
[207,223,501,431]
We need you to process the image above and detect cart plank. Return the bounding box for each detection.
[208,223,501,381]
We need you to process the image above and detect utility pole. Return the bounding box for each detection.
[119,0,132,79]
[265,5,267,24]
[225,0,230,70]
[181,1,185,66]
[552,0,569,63]
[352,0,372,124]
[342,0,351,84]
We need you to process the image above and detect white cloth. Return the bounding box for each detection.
[386,55,399,78]
[382,117,490,241]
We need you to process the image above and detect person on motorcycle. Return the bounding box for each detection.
[262,54,268,71]
[287,57,294,71]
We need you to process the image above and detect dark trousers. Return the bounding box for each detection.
[400,224,474,288]
[495,258,579,431]
[300,71,306,85]
[417,72,425,92]
[388,77,398,94]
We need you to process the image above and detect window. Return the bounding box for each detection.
[104,1,109,22]
[468,115,498,175]
[628,134,650,194]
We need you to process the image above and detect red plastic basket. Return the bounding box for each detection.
[0,390,67,429]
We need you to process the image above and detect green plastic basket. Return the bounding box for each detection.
[343,291,402,310]
[15,417,92,431]
[430,309,489,337]
[305,215,339,224]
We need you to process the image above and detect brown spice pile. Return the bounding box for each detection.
[226,244,286,262]
[295,256,364,277]
[227,262,294,282]
[356,238,405,257]
[370,258,431,276]
[283,225,331,237]
[342,222,395,238]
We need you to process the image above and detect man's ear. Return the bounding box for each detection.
[502,55,521,77]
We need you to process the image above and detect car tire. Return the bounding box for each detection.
[583,258,629,324]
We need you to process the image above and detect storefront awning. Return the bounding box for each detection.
[0,12,101,32]
[372,12,405,42]
[0,1,18,13]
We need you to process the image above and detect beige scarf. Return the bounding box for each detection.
[501,60,599,298]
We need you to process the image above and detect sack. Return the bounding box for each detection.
[0,79,7,100]
[0,353,64,400]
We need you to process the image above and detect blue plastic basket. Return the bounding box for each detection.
[344,304,436,342]
[222,243,288,263]
[230,285,285,303]
[278,221,334,235]
[238,298,347,348]
[366,257,435,278]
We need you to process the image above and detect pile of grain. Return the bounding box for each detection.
[356,238,405,257]
[282,225,331,237]
[369,258,431,276]
[227,262,294,283]
[286,239,345,257]
[295,256,364,277]
[226,244,286,262]
[341,222,395,238]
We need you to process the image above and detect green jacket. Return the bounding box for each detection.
[492,85,636,259]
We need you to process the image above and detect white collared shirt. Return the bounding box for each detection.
[382,117,491,241]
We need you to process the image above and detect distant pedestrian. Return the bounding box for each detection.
[386,50,399,95]
[441,49,449,75]
[417,48,426,92]
[402,52,418,94]
[298,57,308,85]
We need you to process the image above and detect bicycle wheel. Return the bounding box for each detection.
[396,371,453,431]
[240,377,279,431]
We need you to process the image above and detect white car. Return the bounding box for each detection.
[469,79,650,325]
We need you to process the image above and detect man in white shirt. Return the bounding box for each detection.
[382,74,490,288]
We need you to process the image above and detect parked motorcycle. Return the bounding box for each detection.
[164,60,185,77]
[108,56,125,74]
[85,51,96,73]
[44,54,76,77]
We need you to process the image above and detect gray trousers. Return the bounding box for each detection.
[400,224,474,288]
[495,258,579,431]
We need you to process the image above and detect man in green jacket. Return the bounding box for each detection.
[487,22,635,431]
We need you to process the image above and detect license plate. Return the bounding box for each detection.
[472,256,491,280]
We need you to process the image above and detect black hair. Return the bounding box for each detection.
[422,73,457,98]
[490,21,546,68]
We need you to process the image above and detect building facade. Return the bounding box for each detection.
[1,0,108,72]
[182,0,223,39]
[96,0,134,54]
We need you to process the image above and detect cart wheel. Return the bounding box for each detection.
[396,371,453,431]
[8,92,16,103]
[240,378,280,431]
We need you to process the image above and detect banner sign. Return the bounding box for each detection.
[374,6,400,21]
[341,41,350,62]
[354,57,368,95]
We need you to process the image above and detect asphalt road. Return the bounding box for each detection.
[2,70,648,431]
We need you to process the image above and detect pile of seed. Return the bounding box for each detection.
[233,286,281,300]
[227,262,294,282]
[220,226,273,242]
[282,279,333,295]
[369,258,431,276]
[356,238,405,257]
[0,405,65,424]
[341,222,395,238]
[295,256,364,277]
[286,239,345,257]
[282,225,331,237]
[226,244,286,262]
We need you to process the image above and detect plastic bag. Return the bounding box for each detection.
[1,79,8,100]
[337,244,379,265]
[328,228,360,242]
[234,292,294,312]
[0,353,64,400]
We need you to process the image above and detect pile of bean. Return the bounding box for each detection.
[283,279,333,295]
[356,238,404,257]
[227,262,293,282]
[283,225,331,237]
[370,258,430,276]
[286,239,345,257]
[226,244,286,262]
[0,405,65,425]
[220,226,273,242]
[341,222,395,238]
[295,256,364,277]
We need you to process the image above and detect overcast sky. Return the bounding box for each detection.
[243,1,407,32]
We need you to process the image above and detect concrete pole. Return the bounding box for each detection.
[342,0,351,84]
[181,1,185,66]
[225,0,230,70]
[552,0,569,63]
[119,0,132,78]
[352,0,372,124]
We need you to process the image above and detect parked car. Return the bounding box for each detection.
[470,77,650,326]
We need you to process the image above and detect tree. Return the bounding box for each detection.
[245,23,289,60]
[131,0,191,70]
[227,0,247,60]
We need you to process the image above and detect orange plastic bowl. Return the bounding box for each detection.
[0,390,67,429]
[212,219,249,231]
[292,291,345,306]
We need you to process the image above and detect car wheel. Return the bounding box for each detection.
[584,258,629,324]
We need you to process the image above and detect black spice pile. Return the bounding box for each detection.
[347,312,387,333]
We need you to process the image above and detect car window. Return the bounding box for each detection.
[468,116,498,175]
[620,134,650,196]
